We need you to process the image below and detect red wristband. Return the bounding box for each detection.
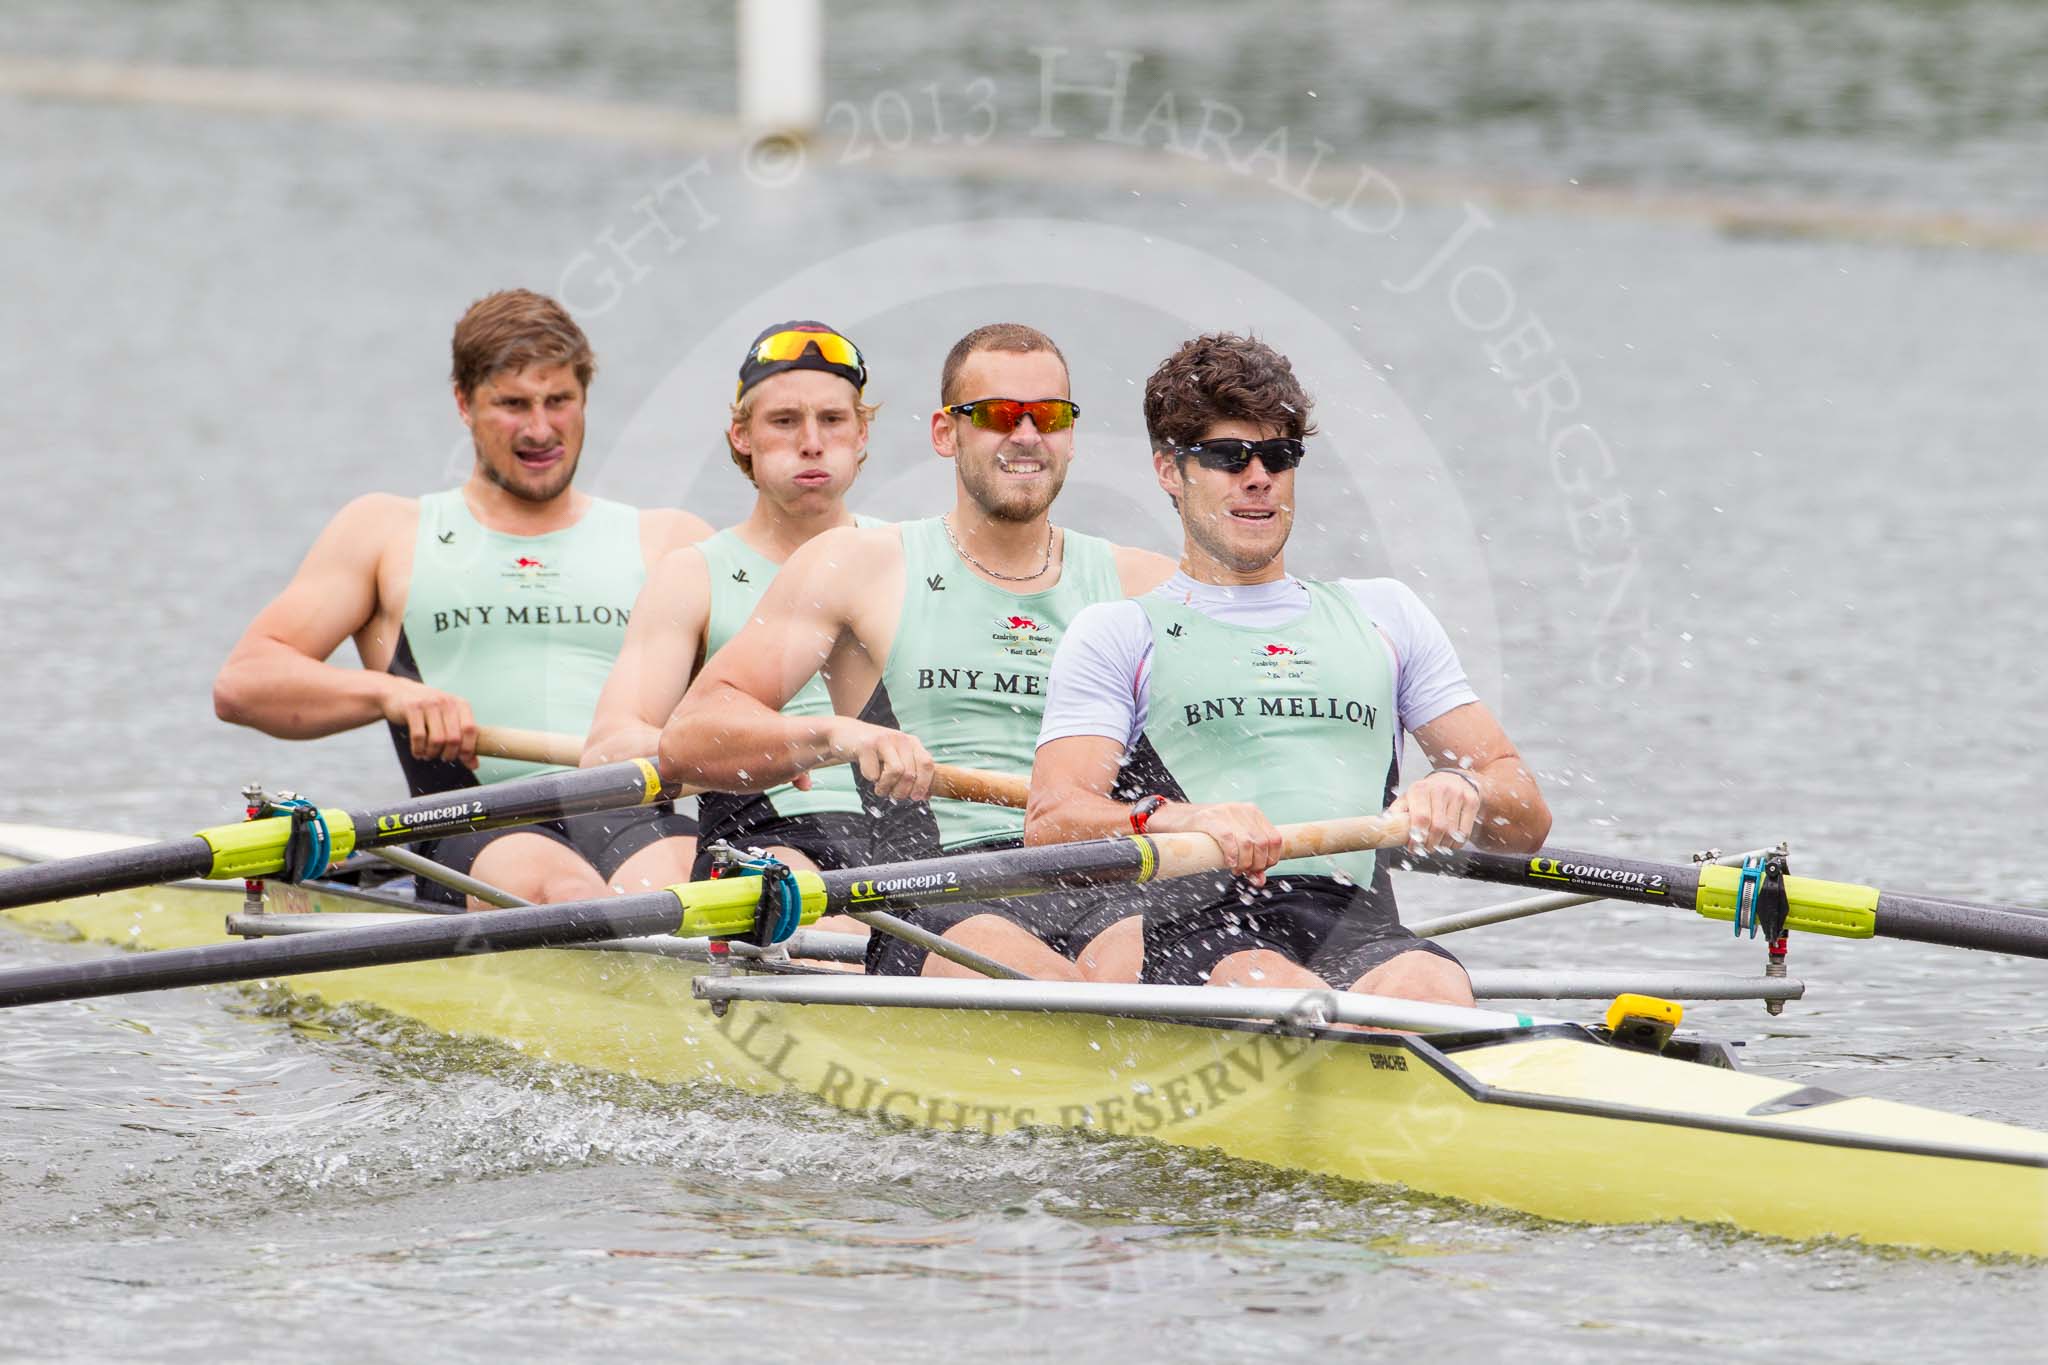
[1129,794,1169,833]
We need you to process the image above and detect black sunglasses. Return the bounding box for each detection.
[1170,437,1306,474]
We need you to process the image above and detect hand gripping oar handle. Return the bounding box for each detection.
[474,724,1029,809]
[1148,811,1411,879]
[0,812,1413,1009]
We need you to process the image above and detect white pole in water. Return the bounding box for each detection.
[737,0,824,134]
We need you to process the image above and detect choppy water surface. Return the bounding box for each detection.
[4,2,2048,1358]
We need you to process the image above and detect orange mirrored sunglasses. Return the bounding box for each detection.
[943,398,1080,434]
[753,329,863,370]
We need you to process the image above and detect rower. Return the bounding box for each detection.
[658,323,1175,980]
[211,289,709,907]
[582,321,888,899]
[1025,332,1552,1005]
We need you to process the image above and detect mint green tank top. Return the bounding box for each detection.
[696,516,883,818]
[880,516,1123,850]
[1135,582,1396,884]
[400,489,644,785]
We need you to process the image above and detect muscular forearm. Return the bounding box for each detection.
[1023,786,1137,846]
[1471,757,1551,851]
[581,718,661,768]
[657,683,842,790]
[212,640,398,739]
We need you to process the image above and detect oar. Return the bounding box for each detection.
[476,724,584,769]
[0,812,1408,1009]
[0,760,670,912]
[1400,844,2048,961]
[0,750,1032,914]
[476,725,1033,809]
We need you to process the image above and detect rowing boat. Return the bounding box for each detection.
[4,820,2044,1257]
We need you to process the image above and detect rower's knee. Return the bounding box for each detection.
[608,836,697,894]
[920,913,1080,982]
[1353,949,1473,1008]
[1203,948,1326,991]
[1076,915,1143,983]
[469,836,607,907]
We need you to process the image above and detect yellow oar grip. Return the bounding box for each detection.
[670,870,829,939]
[197,810,359,881]
[1694,866,1876,938]
[632,758,662,804]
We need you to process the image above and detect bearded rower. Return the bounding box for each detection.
[1025,332,1551,1003]
[582,321,888,893]
[212,290,709,906]
[659,323,1175,980]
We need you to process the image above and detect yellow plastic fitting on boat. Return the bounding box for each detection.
[1693,866,1877,937]
[1605,993,1682,1031]
[1604,993,1682,1051]
[671,870,829,939]
[198,811,359,880]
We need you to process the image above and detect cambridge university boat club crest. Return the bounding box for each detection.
[1252,639,1314,681]
[990,613,1055,659]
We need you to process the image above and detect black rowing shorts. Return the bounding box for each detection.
[1143,872,1460,989]
[414,802,699,907]
[690,808,881,878]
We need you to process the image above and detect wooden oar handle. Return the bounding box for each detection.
[931,764,1028,809]
[473,726,1033,810]
[1149,812,1412,880]
[476,725,584,769]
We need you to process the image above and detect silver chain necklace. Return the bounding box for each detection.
[942,515,1055,583]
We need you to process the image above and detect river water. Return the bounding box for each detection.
[3,2,2046,1358]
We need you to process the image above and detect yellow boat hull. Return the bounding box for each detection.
[4,841,2046,1257]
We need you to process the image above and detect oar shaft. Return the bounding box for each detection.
[0,891,690,1009]
[1403,846,2048,962]
[1870,892,2048,957]
[346,760,665,852]
[0,837,214,911]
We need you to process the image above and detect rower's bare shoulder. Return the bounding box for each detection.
[1110,543,1177,594]
[639,506,716,557]
[792,522,903,577]
[315,493,416,571]
[646,541,713,603]
[329,491,415,529]
[774,524,903,626]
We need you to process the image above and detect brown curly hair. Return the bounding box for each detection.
[1142,333,1317,453]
